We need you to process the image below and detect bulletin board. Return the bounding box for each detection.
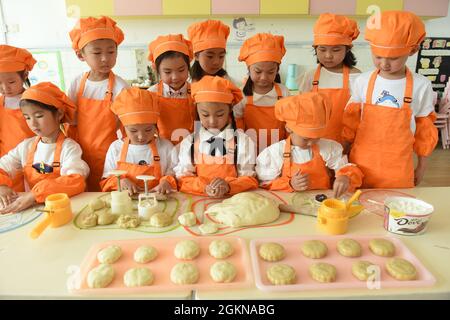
[416,37,450,92]
[29,51,66,91]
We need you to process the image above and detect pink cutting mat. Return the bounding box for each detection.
[250,235,436,292]
[71,236,252,295]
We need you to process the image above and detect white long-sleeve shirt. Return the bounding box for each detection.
[67,73,129,104]
[256,138,350,185]
[347,70,435,133]
[148,82,189,98]
[102,138,178,179]
[297,67,361,94]
[0,137,90,189]
[233,83,290,118]
[174,125,257,178]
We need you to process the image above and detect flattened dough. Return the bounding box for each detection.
[87,264,114,288]
[301,240,328,259]
[116,214,140,229]
[204,192,280,227]
[352,261,378,281]
[97,245,122,264]
[309,263,337,283]
[210,261,237,283]
[199,223,218,235]
[209,240,234,259]
[123,267,154,287]
[369,238,395,257]
[386,258,417,281]
[337,239,362,257]
[266,264,296,285]
[259,242,286,262]
[178,212,197,227]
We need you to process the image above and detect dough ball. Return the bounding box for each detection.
[210,261,237,283]
[116,214,140,229]
[174,240,200,260]
[209,240,234,259]
[97,245,122,264]
[266,264,296,285]
[149,212,172,227]
[134,246,158,263]
[123,267,154,287]
[199,223,218,235]
[80,212,98,228]
[89,198,105,211]
[87,264,114,288]
[170,262,199,285]
[97,209,115,225]
[178,212,197,227]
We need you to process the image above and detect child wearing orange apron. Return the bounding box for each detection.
[187,20,231,82]
[256,92,363,198]
[174,76,258,197]
[342,11,438,188]
[148,34,195,145]
[234,33,290,154]
[100,88,177,195]
[297,14,360,144]
[0,82,89,214]
[67,16,129,191]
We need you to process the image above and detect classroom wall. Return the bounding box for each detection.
[1,0,450,88]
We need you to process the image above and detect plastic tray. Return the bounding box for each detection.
[250,235,436,292]
[71,236,253,295]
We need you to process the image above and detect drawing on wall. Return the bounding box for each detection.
[416,37,450,92]
[29,51,66,91]
[232,17,255,41]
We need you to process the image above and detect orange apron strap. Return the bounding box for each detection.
[0,95,5,107]
[365,70,380,105]
[281,135,292,178]
[119,138,130,162]
[342,65,350,90]
[247,95,254,105]
[149,139,162,179]
[157,80,164,96]
[105,72,115,105]
[51,133,65,175]
[402,68,413,109]
[77,72,90,103]
[274,83,283,99]
[312,65,321,92]
[25,137,41,167]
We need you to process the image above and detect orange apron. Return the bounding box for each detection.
[243,84,286,153]
[23,133,64,189]
[114,137,162,190]
[73,72,118,191]
[281,135,331,190]
[349,68,415,188]
[0,96,34,191]
[156,81,195,145]
[192,135,238,181]
[311,65,351,144]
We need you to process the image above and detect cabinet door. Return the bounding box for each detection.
[404,0,449,17]
[309,0,356,15]
[163,0,210,15]
[260,0,309,15]
[114,0,162,16]
[66,0,113,17]
[211,0,259,14]
[356,0,403,15]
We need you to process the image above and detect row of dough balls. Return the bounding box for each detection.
[259,238,398,262]
[266,257,417,285]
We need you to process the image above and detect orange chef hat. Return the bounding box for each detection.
[313,13,360,46]
[191,76,242,105]
[187,20,230,54]
[365,11,425,57]
[148,34,193,64]
[111,87,160,126]
[69,16,124,51]
[275,92,331,138]
[21,82,76,123]
[0,45,36,73]
[238,33,286,66]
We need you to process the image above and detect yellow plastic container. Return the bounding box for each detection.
[30,193,73,239]
[317,199,350,235]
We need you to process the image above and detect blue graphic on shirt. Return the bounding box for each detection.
[375,90,400,108]
[32,162,53,174]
